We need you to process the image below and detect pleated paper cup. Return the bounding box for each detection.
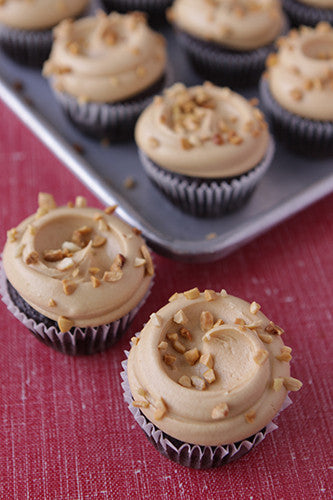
[0,23,52,66]
[282,0,333,27]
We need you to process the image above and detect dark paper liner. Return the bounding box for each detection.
[0,23,52,67]
[282,0,333,27]
[259,78,333,157]
[121,356,292,469]
[138,137,275,217]
[175,20,289,88]
[52,68,173,141]
[101,0,173,25]
[0,259,153,356]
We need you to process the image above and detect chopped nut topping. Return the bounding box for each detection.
[154,398,167,420]
[25,251,39,265]
[200,311,214,332]
[124,176,136,189]
[172,340,186,354]
[103,269,122,282]
[250,301,261,314]
[184,348,200,366]
[235,317,245,326]
[140,245,154,276]
[245,410,256,424]
[62,279,76,296]
[173,309,188,325]
[184,287,200,300]
[90,276,101,288]
[191,376,206,391]
[34,207,49,220]
[200,353,214,369]
[205,232,217,240]
[133,400,149,408]
[203,368,216,384]
[272,377,284,392]
[163,354,176,366]
[283,377,303,392]
[180,137,194,150]
[74,196,86,208]
[168,292,179,302]
[57,257,74,271]
[148,137,160,149]
[92,235,107,248]
[290,88,303,101]
[58,316,74,333]
[43,249,64,262]
[38,193,56,210]
[93,213,103,221]
[98,219,109,232]
[48,299,56,307]
[213,319,224,327]
[204,289,217,302]
[67,41,80,55]
[212,402,229,420]
[179,327,192,341]
[158,341,168,350]
[266,53,278,68]
[166,332,178,341]
[28,224,36,235]
[258,332,273,344]
[178,375,191,388]
[276,346,292,362]
[253,349,269,366]
[134,257,146,268]
[132,227,142,236]
[72,268,79,278]
[62,241,81,253]
[104,205,117,215]
[150,313,161,326]
[137,387,146,397]
[220,289,228,297]
[89,267,100,275]
[131,337,139,346]
[72,226,92,248]
[265,321,284,335]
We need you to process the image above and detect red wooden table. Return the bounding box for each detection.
[0,99,332,500]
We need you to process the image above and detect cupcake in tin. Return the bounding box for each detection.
[124,288,302,468]
[1,193,154,355]
[43,10,168,140]
[167,0,287,87]
[101,0,173,26]
[0,0,90,66]
[282,0,333,27]
[260,22,333,156]
[135,82,275,217]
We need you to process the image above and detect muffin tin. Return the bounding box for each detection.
[0,2,332,262]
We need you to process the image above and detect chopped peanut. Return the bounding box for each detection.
[203,368,216,384]
[283,377,303,391]
[200,353,214,368]
[212,402,229,420]
[184,348,200,366]
[178,375,191,388]
[200,311,214,331]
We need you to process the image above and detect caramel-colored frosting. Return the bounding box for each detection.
[168,0,285,50]
[0,0,89,31]
[43,11,167,103]
[267,23,333,121]
[128,289,302,446]
[135,83,270,178]
[3,194,154,330]
[297,0,333,8]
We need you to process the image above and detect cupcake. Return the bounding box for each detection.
[282,0,333,27]
[123,288,302,468]
[0,0,90,66]
[101,0,173,25]
[1,193,154,355]
[43,10,168,140]
[135,82,275,217]
[260,22,333,156]
[167,0,288,87]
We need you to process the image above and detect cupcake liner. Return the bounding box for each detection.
[100,0,173,25]
[53,66,174,140]
[121,354,292,469]
[138,137,275,217]
[0,23,52,67]
[259,78,333,157]
[282,0,333,27]
[0,258,154,356]
[176,19,289,88]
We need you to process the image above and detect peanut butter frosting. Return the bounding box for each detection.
[0,0,89,31]
[3,194,154,331]
[135,82,270,178]
[43,11,167,103]
[297,0,333,7]
[168,0,285,51]
[127,289,302,446]
[266,23,333,121]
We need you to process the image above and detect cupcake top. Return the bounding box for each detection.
[297,0,333,7]
[127,288,302,446]
[168,0,285,51]
[266,22,333,120]
[43,10,167,103]
[0,0,89,31]
[135,82,270,178]
[3,194,154,331]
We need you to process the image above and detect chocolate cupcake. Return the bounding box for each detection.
[0,0,90,66]
[260,22,333,156]
[43,10,169,140]
[168,0,288,87]
[101,0,173,25]
[123,288,302,468]
[1,193,154,355]
[282,0,333,27]
[135,82,275,217]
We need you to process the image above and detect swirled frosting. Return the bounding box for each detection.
[43,11,167,103]
[0,0,89,31]
[266,23,333,120]
[3,194,154,330]
[127,289,302,446]
[168,0,285,51]
[135,82,270,178]
[297,0,333,8]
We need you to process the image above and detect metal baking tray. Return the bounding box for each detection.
[0,7,332,262]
